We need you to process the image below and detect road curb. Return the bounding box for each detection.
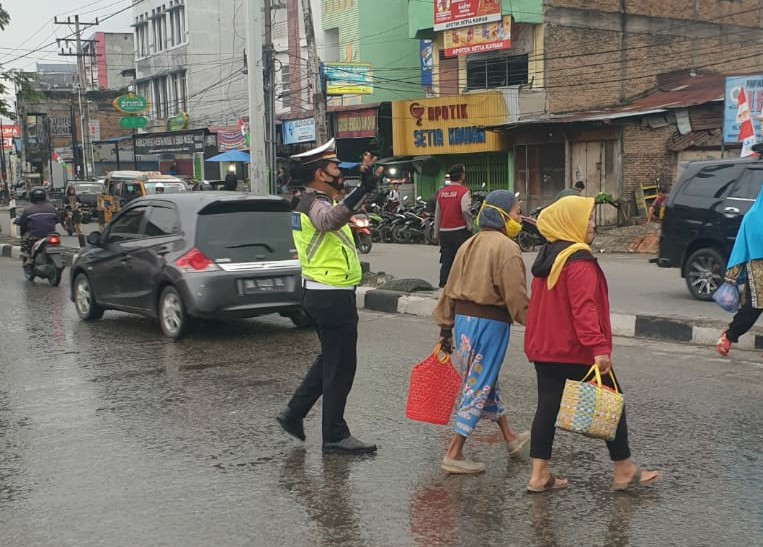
[356,287,763,350]
[0,243,21,260]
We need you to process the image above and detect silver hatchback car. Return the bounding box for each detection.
[70,192,309,339]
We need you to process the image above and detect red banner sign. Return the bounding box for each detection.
[335,109,377,139]
[444,16,511,57]
[1,125,19,150]
[434,0,501,32]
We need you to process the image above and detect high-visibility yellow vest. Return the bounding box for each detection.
[291,199,361,287]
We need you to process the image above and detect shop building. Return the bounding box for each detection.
[82,32,135,91]
[406,0,763,224]
[132,0,247,131]
[16,86,134,186]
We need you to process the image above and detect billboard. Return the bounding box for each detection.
[335,109,377,139]
[434,0,501,32]
[324,63,373,95]
[723,75,763,144]
[1,124,19,150]
[283,118,316,145]
[444,15,511,57]
[391,92,508,156]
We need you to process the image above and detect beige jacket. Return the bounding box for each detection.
[433,229,529,329]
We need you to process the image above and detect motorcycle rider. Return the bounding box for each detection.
[14,187,58,266]
[64,184,82,235]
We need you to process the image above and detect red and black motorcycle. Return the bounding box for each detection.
[349,214,373,254]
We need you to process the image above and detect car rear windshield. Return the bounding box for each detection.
[145,182,187,194]
[72,183,103,194]
[195,200,294,263]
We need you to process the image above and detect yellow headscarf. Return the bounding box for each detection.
[536,196,595,289]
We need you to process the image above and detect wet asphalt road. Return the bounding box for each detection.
[0,258,762,547]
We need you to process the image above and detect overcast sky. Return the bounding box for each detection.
[0,0,133,72]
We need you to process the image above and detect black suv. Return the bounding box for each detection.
[657,158,763,300]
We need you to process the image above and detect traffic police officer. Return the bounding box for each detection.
[278,139,383,455]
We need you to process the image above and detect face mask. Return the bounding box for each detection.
[320,167,343,193]
[480,203,523,238]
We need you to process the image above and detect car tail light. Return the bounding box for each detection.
[175,248,220,273]
[48,235,61,246]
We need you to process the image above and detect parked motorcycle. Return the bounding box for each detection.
[22,233,65,286]
[367,210,383,243]
[349,213,373,254]
[515,206,547,252]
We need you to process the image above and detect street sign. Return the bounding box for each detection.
[119,116,148,129]
[113,93,149,114]
[167,112,189,131]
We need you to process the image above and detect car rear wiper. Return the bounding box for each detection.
[225,242,275,251]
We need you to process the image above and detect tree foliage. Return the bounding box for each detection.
[0,4,38,117]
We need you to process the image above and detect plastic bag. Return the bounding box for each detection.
[713,282,740,313]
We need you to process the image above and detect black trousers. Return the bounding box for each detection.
[726,284,762,342]
[530,363,631,461]
[287,289,358,443]
[438,229,471,288]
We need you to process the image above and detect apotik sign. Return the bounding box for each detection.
[392,92,508,156]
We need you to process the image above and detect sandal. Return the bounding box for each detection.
[716,332,732,357]
[527,474,569,493]
[612,467,661,491]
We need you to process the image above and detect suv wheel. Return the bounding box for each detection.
[684,248,725,301]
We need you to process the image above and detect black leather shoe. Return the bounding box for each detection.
[277,408,305,441]
[322,436,377,455]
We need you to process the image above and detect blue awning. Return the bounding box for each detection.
[206,149,251,162]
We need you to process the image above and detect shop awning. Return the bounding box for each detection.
[206,149,251,162]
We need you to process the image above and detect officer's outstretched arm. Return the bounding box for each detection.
[342,186,369,211]
[309,198,354,233]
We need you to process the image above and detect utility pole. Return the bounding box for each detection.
[246,0,268,194]
[69,99,80,176]
[0,118,7,204]
[264,0,278,194]
[55,15,98,181]
[300,0,328,145]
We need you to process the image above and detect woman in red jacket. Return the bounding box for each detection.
[523,196,660,493]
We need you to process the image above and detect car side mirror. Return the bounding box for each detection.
[87,231,102,246]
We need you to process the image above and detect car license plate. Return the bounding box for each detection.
[242,277,286,294]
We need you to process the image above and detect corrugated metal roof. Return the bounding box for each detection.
[484,71,737,130]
